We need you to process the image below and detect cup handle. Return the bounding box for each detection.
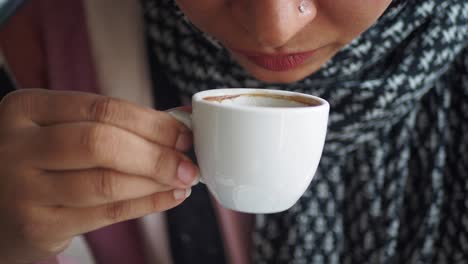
[167,108,205,184]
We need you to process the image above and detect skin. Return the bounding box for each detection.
[0,90,199,263]
[176,0,393,83]
[0,1,391,263]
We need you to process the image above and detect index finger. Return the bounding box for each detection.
[5,89,192,151]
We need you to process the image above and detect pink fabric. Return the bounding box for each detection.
[212,200,255,264]
[38,0,98,93]
[2,0,254,263]
[2,1,146,263]
[84,223,147,264]
[37,1,147,264]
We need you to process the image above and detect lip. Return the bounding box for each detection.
[231,49,316,72]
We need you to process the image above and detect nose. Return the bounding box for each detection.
[231,0,317,48]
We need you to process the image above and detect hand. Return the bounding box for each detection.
[0,89,199,263]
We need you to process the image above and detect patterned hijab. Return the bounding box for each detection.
[143,0,468,263]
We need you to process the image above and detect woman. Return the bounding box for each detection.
[0,0,467,263]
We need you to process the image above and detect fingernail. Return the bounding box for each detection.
[191,174,201,186]
[175,132,193,151]
[173,188,191,200]
[177,160,198,185]
[185,188,192,198]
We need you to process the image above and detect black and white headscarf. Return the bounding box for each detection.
[143,0,468,263]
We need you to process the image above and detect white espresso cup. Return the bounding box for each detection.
[169,88,329,213]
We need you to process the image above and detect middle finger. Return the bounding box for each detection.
[29,122,199,188]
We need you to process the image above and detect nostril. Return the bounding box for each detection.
[231,0,318,48]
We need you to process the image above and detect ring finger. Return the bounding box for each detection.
[39,169,173,207]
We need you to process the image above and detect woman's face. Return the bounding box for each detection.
[175,0,392,83]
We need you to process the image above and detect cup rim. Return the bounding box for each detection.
[193,88,329,112]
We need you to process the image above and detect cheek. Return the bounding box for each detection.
[175,0,223,28]
[318,0,392,42]
[174,0,246,50]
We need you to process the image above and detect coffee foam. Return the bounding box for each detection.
[203,93,321,108]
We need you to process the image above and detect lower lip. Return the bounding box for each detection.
[233,50,315,72]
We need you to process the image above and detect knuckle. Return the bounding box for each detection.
[89,97,116,122]
[16,208,43,245]
[152,116,172,138]
[150,194,164,212]
[94,170,119,201]
[153,149,174,177]
[0,90,33,114]
[79,125,107,157]
[19,219,66,255]
[152,117,164,137]
[17,219,34,241]
[105,201,128,221]
[154,117,179,147]
[14,205,65,255]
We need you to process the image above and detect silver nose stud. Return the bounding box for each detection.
[298,1,311,15]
